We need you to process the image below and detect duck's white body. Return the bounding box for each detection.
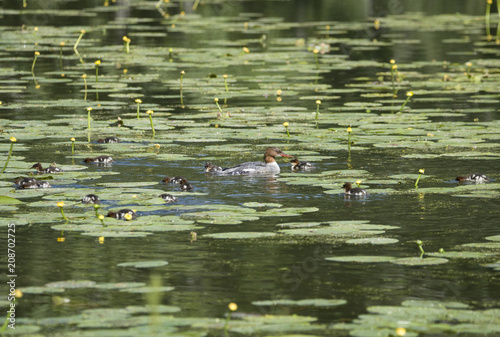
[216,147,292,175]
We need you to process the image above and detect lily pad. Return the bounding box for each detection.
[203,232,277,239]
[325,256,396,263]
[391,257,449,266]
[117,260,168,268]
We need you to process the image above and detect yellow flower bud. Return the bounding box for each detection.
[242,47,250,53]
[146,110,154,115]
[87,107,92,111]
[316,100,321,105]
[228,302,238,311]
[124,213,133,221]
[10,137,17,142]
[395,327,406,336]
[135,99,142,104]
[71,137,75,142]
[347,127,352,133]
[57,202,65,207]
[34,51,40,56]
[95,60,101,66]
[419,168,425,174]
[406,91,414,97]
[283,122,289,127]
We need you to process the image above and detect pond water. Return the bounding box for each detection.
[1,0,500,336]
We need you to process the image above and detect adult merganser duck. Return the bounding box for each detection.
[290,158,312,171]
[178,178,194,191]
[215,147,292,175]
[97,137,121,143]
[342,182,367,196]
[82,194,100,204]
[31,162,63,174]
[159,193,178,203]
[107,209,136,220]
[15,177,51,189]
[83,155,114,164]
[455,173,490,183]
[204,162,222,172]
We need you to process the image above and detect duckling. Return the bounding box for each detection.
[83,155,114,164]
[204,162,222,172]
[31,162,63,174]
[455,173,490,183]
[290,158,312,171]
[107,209,136,220]
[342,182,367,196]
[82,194,101,204]
[159,193,178,203]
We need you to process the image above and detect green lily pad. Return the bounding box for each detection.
[0,195,23,204]
[45,280,96,289]
[325,256,396,263]
[391,257,449,266]
[252,298,346,307]
[203,232,277,239]
[117,260,168,268]
[346,238,399,245]
[119,286,175,293]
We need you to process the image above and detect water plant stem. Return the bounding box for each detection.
[0,299,15,332]
[31,51,40,75]
[283,122,290,138]
[71,137,75,155]
[192,0,201,10]
[214,98,224,117]
[223,74,229,92]
[135,99,142,119]
[347,127,352,162]
[224,303,238,337]
[496,0,500,43]
[73,30,85,57]
[57,202,68,223]
[399,91,413,113]
[95,60,100,82]
[315,99,321,121]
[415,168,424,189]
[485,0,492,39]
[146,110,155,137]
[416,240,425,257]
[87,107,92,129]
[390,59,396,93]
[1,137,16,174]
[123,36,131,53]
[180,70,185,105]
[82,74,87,100]
[59,42,65,71]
